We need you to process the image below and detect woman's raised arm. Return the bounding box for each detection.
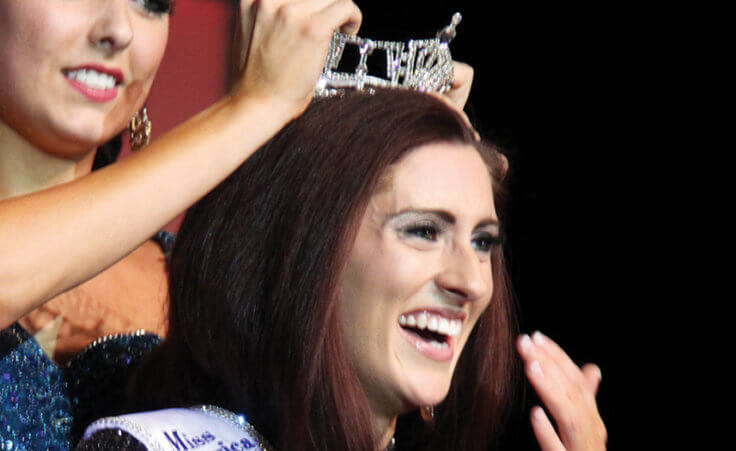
[0,0,362,328]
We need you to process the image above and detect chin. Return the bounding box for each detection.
[399,367,454,410]
[43,111,121,157]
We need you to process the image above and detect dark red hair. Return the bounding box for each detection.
[129,89,517,450]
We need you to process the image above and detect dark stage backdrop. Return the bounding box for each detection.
[132,0,656,448]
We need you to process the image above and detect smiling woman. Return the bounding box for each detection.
[79,90,517,451]
[0,0,363,448]
[0,0,170,155]
[340,143,501,425]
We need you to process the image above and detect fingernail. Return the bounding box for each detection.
[520,334,533,355]
[531,406,545,422]
[532,330,545,346]
[530,360,543,378]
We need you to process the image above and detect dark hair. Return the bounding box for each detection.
[129,90,516,450]
[91,133,122,171]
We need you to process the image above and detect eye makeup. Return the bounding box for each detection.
[133,0,174,15]
[387,209,500,251]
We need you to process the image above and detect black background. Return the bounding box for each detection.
[354,1,657,448]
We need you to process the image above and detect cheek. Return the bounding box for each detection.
[131,21,168,85]
[120,20,168,110]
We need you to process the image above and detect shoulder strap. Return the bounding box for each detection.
[82,405,272,451]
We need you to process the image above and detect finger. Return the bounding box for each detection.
[530,406,565,451]
[447,61,473,109]
[532,331,589,387]
[582,363,602,395]
[520,333,592,430]
[315,0,362,36]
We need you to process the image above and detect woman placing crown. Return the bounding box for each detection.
[76,89,606,449]
[1,0,364,448]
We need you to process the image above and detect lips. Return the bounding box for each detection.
[62,64,124,103]
[398,309,465,361]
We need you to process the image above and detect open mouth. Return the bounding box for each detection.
[62,68,122,90]
[399,311,462,350]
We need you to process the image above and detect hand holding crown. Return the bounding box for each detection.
[232,0,362,116]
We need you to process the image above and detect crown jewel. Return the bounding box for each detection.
[315,13,462,97]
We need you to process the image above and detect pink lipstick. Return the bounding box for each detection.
[62,64,123,103]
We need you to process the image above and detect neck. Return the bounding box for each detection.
[376,414,397,450]
[0,121,96,201]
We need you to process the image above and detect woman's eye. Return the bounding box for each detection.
[403,224,439,241]
[472,233,498,253]
[133,0,173,14]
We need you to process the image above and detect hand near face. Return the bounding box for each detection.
[231,0,362,115]
[517,332,607,451]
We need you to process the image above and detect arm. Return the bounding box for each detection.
[517,331,607,450]
[0,0,362,328]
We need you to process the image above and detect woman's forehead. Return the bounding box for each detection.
[370,143,496,219]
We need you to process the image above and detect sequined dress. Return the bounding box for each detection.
[0,324,163,450]
[0,232,173,450]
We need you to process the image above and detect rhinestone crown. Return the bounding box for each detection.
[315,12,462,97]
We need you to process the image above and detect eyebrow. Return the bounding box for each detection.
[387,209,499,229]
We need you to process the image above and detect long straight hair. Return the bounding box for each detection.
[129,90,516,450]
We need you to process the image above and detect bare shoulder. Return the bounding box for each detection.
[18,241,169,363]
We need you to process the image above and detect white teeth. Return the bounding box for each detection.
[451,320,461,337]
[427,315,439,332]
[399,311,463,338]
[66,69,117,90]
[416,312,427,330]
[429,340,448,349]
[438,317,449,335]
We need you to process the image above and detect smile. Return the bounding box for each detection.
[62,65,123,103]
[398,310,464,361]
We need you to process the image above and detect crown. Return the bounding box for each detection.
[315,12,462,97]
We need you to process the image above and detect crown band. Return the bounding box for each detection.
[315,12,462,97]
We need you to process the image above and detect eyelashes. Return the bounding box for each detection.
[471,232,500,252]
[134,0,174,15]
[399,221,499,253]
[402,221,441,241]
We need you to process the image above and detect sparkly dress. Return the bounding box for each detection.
[0,326,162,450]
[0,232,173,451]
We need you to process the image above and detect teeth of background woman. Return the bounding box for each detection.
[67,69,116,90]
[430,340,448,349]
[406,315,417,327]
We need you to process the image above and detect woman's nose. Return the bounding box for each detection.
[89,0,134,53]
[434,244,490,303]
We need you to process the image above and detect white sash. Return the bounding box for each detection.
[83,405,272,451]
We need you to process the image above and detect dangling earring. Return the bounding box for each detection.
[420,405,434,424]
[128,107,151,151]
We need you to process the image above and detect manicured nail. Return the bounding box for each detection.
[530,360,543,378]
[531,406,545,422]
[520,334,533,356]
[532,330,545,346]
